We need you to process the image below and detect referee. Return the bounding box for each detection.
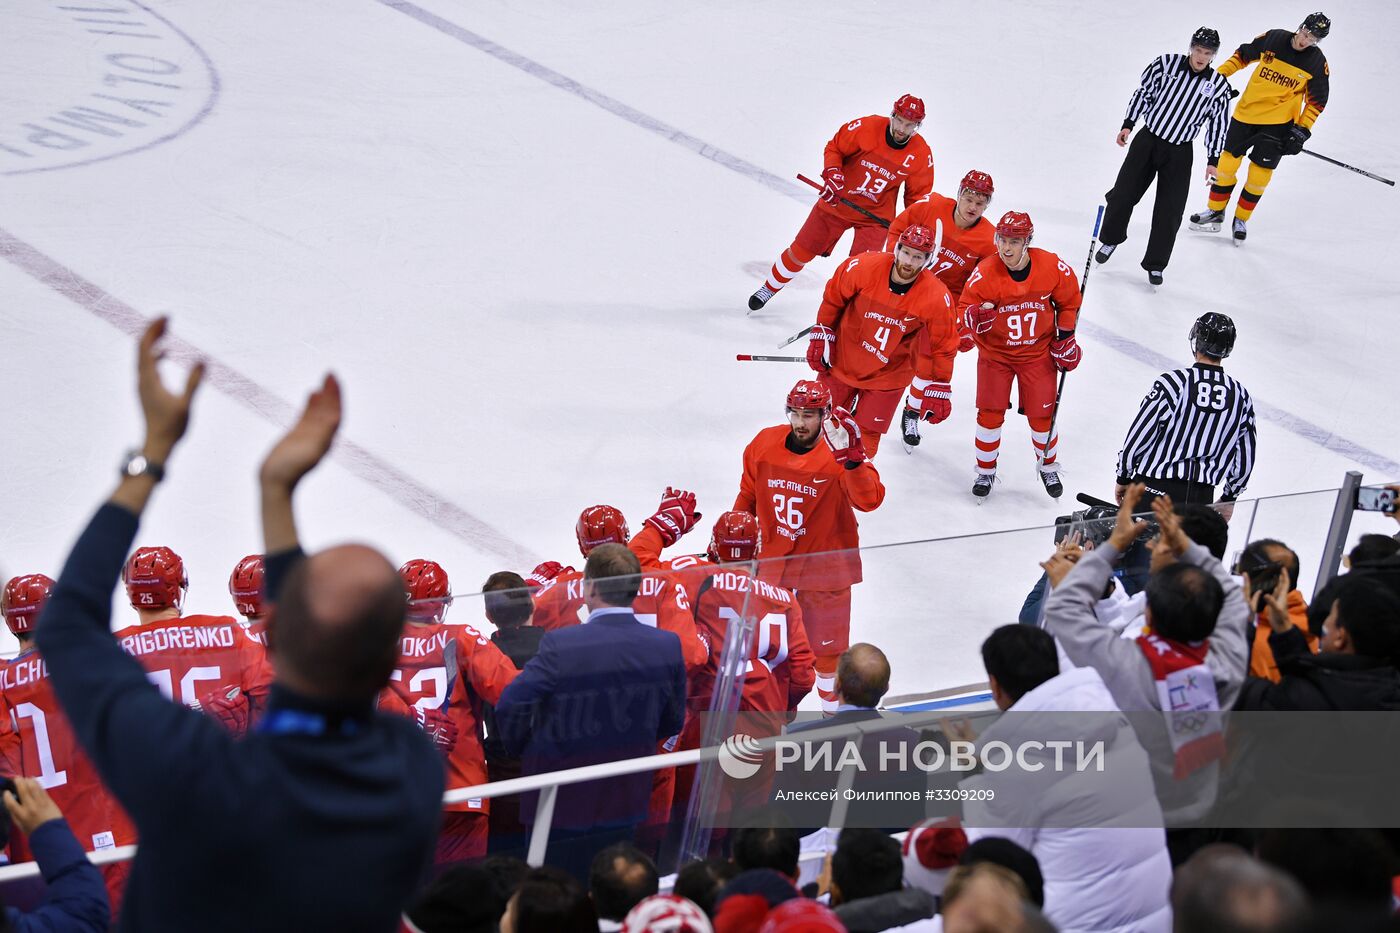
[1096,27,1234,287]
[1115,312,1256,510]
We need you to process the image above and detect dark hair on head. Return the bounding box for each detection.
[405,864,507,933]
[981,626,1059,703]
[1176,505,1231,561]
[1349,534,1400,568]
[1172,847,1308,933]
[1147,562,1225,642]
[589,843,658,922]
[483,571,533,629]
[481,855,529,904]
[272,556,405,700]
[836,643,891,708]
[1246,539,1301,591]
[1331,575,1400,661]
[673,858,739,918]
[1255,828,1397,911]
[833,828,904,903]
[732,826,801,879]
[510,866,597,933]
[583,543,641,607]
[959,836,1044,907]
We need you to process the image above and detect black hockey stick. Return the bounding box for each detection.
[795,174,892,228]
[1301,148,1396,186]
[1042,205,1105,466]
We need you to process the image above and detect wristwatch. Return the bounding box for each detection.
[120,449,165,483]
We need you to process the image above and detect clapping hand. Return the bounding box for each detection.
[1107,484,1152,551]
[1259,569,1293,633]
[1040,530,1089,589]
[260,375,342,492]
[137,318,205,464]
[1150,494,1192,559]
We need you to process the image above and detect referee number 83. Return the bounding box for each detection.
[1195,383,1229,411]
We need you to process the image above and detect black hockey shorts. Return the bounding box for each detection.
[1222,118,1291,170]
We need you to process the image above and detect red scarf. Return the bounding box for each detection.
[1136,632,1225,778]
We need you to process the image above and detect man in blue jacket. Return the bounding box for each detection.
[495,543,686,879]
[2,777,110,932]
[34,320,444,931]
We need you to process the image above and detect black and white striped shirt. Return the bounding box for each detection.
[1124,54,1233,157]
[1116,363,1257,499]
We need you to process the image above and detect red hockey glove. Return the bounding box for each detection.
[964,301,998,335]
[820,167,845,204]
[916,381,953,424]
[526,560,572,590]
[1050,330,1081,372]
[821,406,866,468]
[644,486,702,547]
[806,324,835,372]
[415,706,459,756]
[956,326,976,354]
[201,687,251,736]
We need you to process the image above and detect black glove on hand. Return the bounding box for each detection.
[1283,123,1311,157]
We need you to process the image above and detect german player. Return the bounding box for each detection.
[0,573,136,911]
[531,495,707,671]
[383,558,519,865]
[1190,13,1331,243]
[116,546,273,729]
[228,553,267,643]
[959,211,1083,500]
[734,380,885,714]
[805,224,959,457]
[749,95,935,312]
[885,170,998,303]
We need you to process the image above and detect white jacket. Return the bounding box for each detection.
[960,667,1172,933]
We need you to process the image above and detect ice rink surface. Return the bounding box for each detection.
[3,0,1397,695]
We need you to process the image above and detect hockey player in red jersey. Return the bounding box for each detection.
[381,559,519,865]
[886,170,998,303]
[228,553,267,643]
[805,224,959,458]
[114,546,273,732]
[734,380,885,714]
[530,495,707,671]
[958,211,1083,500]
[0,573,136,912]
[750,94,935,312]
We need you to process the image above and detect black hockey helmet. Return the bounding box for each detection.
[1191,27,1221,51]
[1301,12,1331,39]
[1190,312,1237,359]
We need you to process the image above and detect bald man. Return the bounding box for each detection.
[36,320,444,933]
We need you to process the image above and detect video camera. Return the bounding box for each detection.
[1053,493,1159,548]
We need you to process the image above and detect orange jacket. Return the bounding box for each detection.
[816,251,958,390]
[819,115,934,225]
[1249,590,1318,682]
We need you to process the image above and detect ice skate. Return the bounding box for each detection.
[1039,467,1064,499]
[747,285,775,313]
[973,472,995,500]
[901,406,921,452]
[1232,218,1247,245]
[1189,208,1224,233]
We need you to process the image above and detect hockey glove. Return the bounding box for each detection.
[1050,330,1082,371]
[957,326,976,354]
[1282,123,1311,156]
[526,560,572,590]
[644,486,702,547]
[821,406,866,468]
[201,686,252,736]
[820,166,845,204]
[416,706,459,756]
[806,324,835,372]
[916,380,953,424]
[964,302,998,335]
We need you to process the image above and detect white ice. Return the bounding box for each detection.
[2,0,1397,700]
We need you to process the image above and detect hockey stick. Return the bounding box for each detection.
[795,174,891,228]
[1041,205,1105,466]
[736,354,806,362]
[1301,148,1396,186]
[777,325,814,349]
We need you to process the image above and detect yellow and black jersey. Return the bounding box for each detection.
[1219,28,1329,128]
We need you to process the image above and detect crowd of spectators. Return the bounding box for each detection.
[1,322,1398,932]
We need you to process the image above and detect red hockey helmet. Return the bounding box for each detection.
[995,210,1034,241]
[959,170,995,197]
[892,93,925,123]
[785,379,832,413]
[123,546,187,611]
[228,554,266,621]
[708,511,761,563]
[2,574,55,636]
[399,558,453,622]
[897,223,938,256]
[758,897,846,932]
[576,505,630,557]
